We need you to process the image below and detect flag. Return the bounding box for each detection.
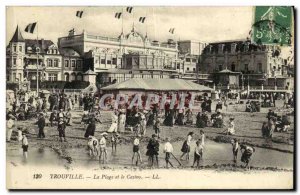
[24,22,37,33]
[169,28,175,34]
[252,6,293,45]
[139,17,146,23]
[126,7,133,13]
[115,12,122,19]
[76,11,84,18]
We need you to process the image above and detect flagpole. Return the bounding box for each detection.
[145,9,148,37]
[36,22,39,96]
[132,8,135,31]
[122,8,124,35]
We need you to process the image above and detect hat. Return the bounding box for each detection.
[152,134,157,138]
[101,132,108,136]
[230,117,234,120]
[88,135,93,139]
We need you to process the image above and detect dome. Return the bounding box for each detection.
[124,28,144,43]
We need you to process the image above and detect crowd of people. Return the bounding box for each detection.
[6,88,293,169]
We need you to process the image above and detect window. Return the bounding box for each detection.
[13,58,16,65]
[48,73,58,81]
[187,67,190,71]
[19,46,22,52]
[71,60,76,67]
[77,61,81,69]
[231,63,236,72]
[53,59,58,67]
[13,45,16,52]
[219,64,223,71]
[126,58,132,66]
[101,59,106,64]
[193,68,196,72]
[112,58,117,65]
[107,60,112,65]
[65,60,69,67]
[192,59,197,63]
[186,58,191,62]
[177,64,180,69]
[36,47,40,53]
[258,63,263,73]
[244,64,249,72]
[47,59,53,67]
[53,49,57,54]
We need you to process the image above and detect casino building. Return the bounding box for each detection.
[58,27,185,85]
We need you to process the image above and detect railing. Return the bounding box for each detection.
[86,35,119,42]
[248,86,292,90]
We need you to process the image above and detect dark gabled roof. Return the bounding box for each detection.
[10,26,25,42]
[25,39,55,53]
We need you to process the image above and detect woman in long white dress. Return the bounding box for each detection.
[108,111,118,133]
[118,112,126,133]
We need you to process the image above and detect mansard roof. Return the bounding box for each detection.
[10,25,25,43]
[25,39,55,53]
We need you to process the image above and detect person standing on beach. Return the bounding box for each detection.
[37,113,46,138]
[84,118,96,138]
[111,132,119,153]
[87,135,99,157]
[146,134,159,168]
[192,139,203,168]
[154,117,161,138]
[180,132,194,160]
[99,132,108,163]
[6,114,16,142]
[132,135,142,166]
[57,117,67,142]
[21,133,29,159]
[231,139,239,164]
[163,137,174,168]
[199,130,205,146]
[65,108,72,126]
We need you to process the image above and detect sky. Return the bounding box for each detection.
[6,6,254,45]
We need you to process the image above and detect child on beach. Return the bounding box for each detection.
[154,117,161,139]
[192,139,203,168]
[132,135,142,166]
[99,132,108,163]
[88,135,99,157]
[163,137,174,168]
[21,133,28,159]
[111,132,119,153]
